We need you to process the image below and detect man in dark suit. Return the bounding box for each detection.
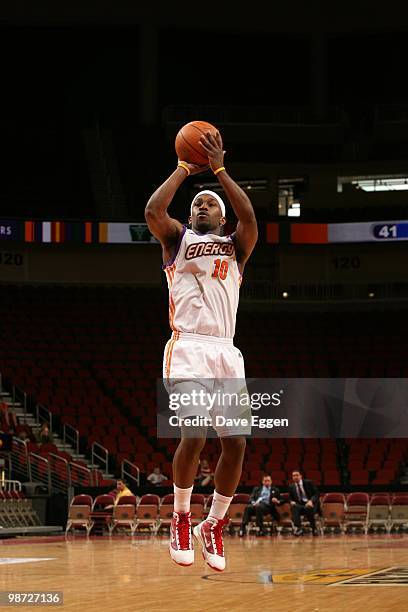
[239,474,282,536]
[289,470,319,536]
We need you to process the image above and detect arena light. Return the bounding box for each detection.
[338,174,408,192]
[193,179,268,193]
[287,202,301,217]
[353,178,408,192]
[282,291,289,298]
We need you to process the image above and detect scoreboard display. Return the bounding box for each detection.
[328,220,408,243]
[373,222,408,240]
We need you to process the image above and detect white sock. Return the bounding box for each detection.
[208,490,233,520]
[173,484,193,513]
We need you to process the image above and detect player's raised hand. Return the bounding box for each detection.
[199,131,225,173]
[177,160,210,176]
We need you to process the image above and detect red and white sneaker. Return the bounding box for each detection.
[169,511,194,566]
[193,516,229,571]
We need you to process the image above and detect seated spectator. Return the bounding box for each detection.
[240,474,282,536]
[147,467,168,486]
[195,459,213,487]
[106,479,135,509]
[0,400,18,430]
[36,423,54,446]
[289,469,319,536]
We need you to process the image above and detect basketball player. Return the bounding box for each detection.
[145,131,257,571]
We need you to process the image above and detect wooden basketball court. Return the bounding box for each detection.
[1,534,408,611]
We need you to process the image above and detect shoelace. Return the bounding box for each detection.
[210,518,228,556]
[175,513,191,550]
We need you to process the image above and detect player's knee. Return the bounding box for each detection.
[179,436,206,455]
[220,436,246,459]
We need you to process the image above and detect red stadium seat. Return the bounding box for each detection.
[109,496,137,535]
[158,494,174,531]
[228,493,251,530]
[344,493,369,533]
[321,493,345,532]
[136,495,160,533]
[66,494,94,535]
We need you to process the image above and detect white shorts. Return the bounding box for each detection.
[163,331,251,437]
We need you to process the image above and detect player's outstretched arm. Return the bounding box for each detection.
[145,162,208,248]
[199,132,258,266]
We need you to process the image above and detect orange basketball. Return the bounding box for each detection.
[175,120,220,166]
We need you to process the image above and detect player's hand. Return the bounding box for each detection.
[306,500,314,508]
[290,501,296,506]
[271,497,279,504]
[199,131,225,172]
[178,160,209,176]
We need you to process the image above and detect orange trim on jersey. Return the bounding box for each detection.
[164,264,176,288]
[168,303,174,330]
[165,264,178,329]
[165,331,180,378]
[169,294,179,331]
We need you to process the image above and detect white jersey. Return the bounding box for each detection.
[163,226,242,339]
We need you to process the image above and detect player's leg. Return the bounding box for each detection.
[254,501,269,535]
[240,503,256,536]
[194,436,246,571]
[213,436,246,496]
[270,504,280,522]
[164,340,214,567]
[173,433,207,498]
[304,505,317,534]
[291,503,303,535]
[170,428,206,566]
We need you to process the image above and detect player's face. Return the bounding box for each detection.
[292,471,302,483]
[263,476,272,487]
[190,195,225,233]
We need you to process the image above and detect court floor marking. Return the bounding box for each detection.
[0,557,55,565]
[329,566,408,587]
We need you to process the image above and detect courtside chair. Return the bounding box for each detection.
[66,494,94,536]
[276,495,293,534]
[136,494,160,534]
[189,494,205,526]
[321,493,345,533]
[228,494,250,533]
[390,494,408,532]
[158,494,174,532]
[367,494,391,533]
[90,494,116,535]
[109,495,137,535]
[344,493,369,534]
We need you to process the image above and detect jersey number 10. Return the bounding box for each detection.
[212,259,229,280]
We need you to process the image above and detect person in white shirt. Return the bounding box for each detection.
[147,467,168,486]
